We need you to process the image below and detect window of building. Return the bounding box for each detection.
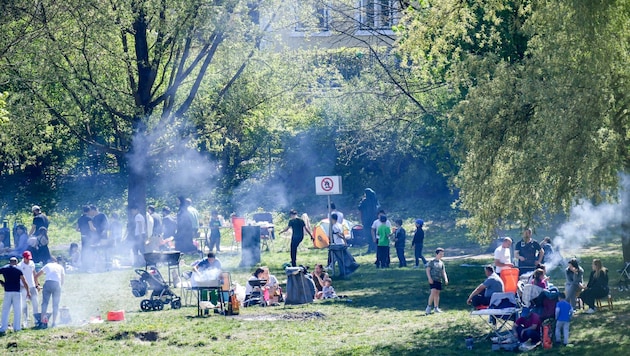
[359,0,397,30]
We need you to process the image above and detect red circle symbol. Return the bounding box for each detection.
[321,178,334,191]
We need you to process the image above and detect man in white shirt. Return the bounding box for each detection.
[131,206,147,267]
[17,251,39,328]
[494,237,514,273]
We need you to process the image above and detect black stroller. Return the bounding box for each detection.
[131,267,182,311]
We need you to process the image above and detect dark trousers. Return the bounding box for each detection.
[580,288,608,309]
[290,237,303,267]
[376,245,390,268]
[395,246,407,267]
[471,294,491,307]
[132,234,145,266]
[208,235,221,252]
[414,244,427,266]
[516,325,541,343]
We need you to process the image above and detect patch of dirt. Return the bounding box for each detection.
[238,311,326,321]
[110,331,159,342]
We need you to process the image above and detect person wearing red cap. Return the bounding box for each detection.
[18,251,39,328]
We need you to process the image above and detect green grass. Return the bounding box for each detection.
[1,229,629,355]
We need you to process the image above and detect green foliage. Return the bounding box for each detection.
[398,0,630,241]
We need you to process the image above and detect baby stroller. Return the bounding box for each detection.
[131,267,182,311]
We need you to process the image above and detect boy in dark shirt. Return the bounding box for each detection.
[412,219,427,267]
[393,219,407,267]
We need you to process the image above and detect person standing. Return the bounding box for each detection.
[18,251,39,328]
[148,205,163,239]
[392,219,407,268]
[35,257,65,327]
[375,215,391,268]
[411,219,427,268]
[77,205,96,269]
[329,202,344,224]
[466,265,505,307]
[280,209,313,267]
[90,205,109,241]
[358,188,380,253]
[580,259,609,314]
[564,258,584,308]
[208,210,222,253]
[186,198,200,239]
[0,257,30,334]
[425,248,448,314]
[28,205,49,237]
[555,292,573,346]
[514,228,544,276]
[372,210,391,265]
[130,206,147,266]
[494,237,514,274]
[175,197,197,253]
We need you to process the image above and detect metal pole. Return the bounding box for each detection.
[327,195,332,244]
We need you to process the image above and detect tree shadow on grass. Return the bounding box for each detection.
[332,260,489,312]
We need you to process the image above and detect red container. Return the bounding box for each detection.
[107,310,125,321]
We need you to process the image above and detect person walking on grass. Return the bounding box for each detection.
[279,209,313,267]
[411,219,427,268]
[425,248,448,314]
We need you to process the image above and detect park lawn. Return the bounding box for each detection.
[0,237,628,355]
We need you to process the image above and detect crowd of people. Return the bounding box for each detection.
[460,228,613,349]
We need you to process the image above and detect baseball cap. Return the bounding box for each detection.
[9,257,18,263]
[32,205,41,212]
[22,251,32,258]
[415,219,424,225]
[521,307,530,317]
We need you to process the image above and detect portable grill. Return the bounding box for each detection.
[143,251,183,286]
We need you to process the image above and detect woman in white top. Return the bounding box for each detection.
[35,256,65,326]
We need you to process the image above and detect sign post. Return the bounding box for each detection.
[315,176,342,246]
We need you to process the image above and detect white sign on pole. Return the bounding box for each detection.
[315,176,342,195]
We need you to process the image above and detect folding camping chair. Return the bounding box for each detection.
[618,262,630,291]
[471,292,519,340]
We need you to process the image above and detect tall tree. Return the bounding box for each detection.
[398,0,630,257]
[0,0,279,215]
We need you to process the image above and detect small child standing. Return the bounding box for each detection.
[555,292,573,346]
[425,248,448,314]
[392,219,407,267]
[322,278,337,299]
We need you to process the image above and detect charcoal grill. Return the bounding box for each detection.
[143,251,183,286]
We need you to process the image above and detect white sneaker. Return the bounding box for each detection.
[434,307,443,313]
[586,308,596,314]
[425,306,432,315]
[413,265,419,269]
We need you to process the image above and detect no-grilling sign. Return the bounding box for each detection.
[315,176,342,195]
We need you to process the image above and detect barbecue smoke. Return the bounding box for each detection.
[545,175,628,271]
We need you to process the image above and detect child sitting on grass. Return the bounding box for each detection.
[322,278,337,299]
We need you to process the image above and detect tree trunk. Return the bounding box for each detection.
[623,187,630,263]
[127,119,148,224]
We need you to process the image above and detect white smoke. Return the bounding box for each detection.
[546,176,628,271]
